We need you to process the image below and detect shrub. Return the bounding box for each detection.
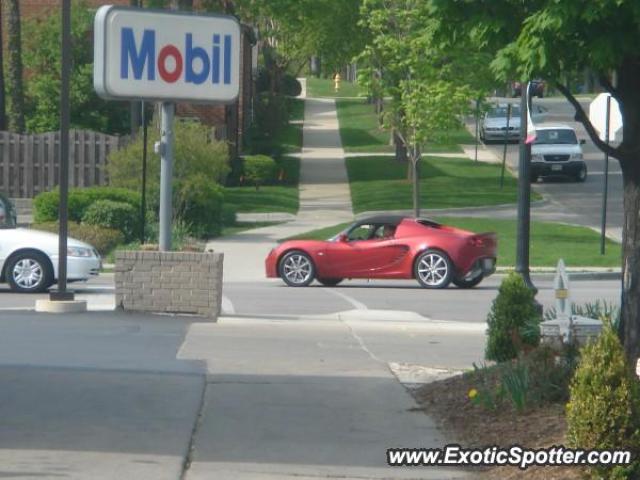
[174,177,224,238]
[485,272,541,362]
[243,155,277,190]
[281,74,302,97]
[566,323,640,479]
[222,204,237,227]
[32,222,124,256]
[33,187,140,223]
[82,200,140,242]
[108,120,229,213]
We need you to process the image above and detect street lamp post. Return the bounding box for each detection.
[515,82,536,292]
[50,0,73,302]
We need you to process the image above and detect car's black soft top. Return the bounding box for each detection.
[354,215,441,228]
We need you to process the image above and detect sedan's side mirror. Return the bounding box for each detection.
[580,139,586,145]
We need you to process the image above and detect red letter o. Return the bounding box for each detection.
[158,45,183,83]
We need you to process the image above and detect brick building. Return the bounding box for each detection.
[16,0,256,159]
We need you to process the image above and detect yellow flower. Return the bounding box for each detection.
[468,388,478,399]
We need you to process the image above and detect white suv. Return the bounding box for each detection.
[0,194,101,293]
[531,125,587,182]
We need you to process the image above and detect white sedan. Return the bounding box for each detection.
[0,194,101,293]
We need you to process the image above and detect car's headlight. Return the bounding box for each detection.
[67,247,93,257]
[532,154,544,162]
[570,153,583,160]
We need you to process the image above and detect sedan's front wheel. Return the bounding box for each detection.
[7,251,54,293]
[414,250,453,289]
[279,251,315,287]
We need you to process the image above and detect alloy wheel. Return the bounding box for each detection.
[416,251,451,288]
[12,258,44,290]
[281,253,314,286]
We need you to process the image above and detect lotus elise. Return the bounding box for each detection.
[265,215,497,288]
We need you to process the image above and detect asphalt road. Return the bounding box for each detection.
[481,96,624,234]
[0,273,620,322]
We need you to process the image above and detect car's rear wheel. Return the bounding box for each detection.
[317,278,343,287]
[575,165,587,182]
[414,249,452,289]
[279,250,315,287]
[453,275,484,289]
[6,251,53,293]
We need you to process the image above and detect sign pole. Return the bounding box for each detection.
[474,99,479,162]
[140,100,147,244]
[50,0,72,301]
[500,103,511,188]
[159,102,174,251]
[600,96,611,255]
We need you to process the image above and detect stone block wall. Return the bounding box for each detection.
[115,251,224,320]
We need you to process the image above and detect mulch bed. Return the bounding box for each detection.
[411,373,586,479]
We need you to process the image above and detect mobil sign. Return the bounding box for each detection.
[94,6,240,103]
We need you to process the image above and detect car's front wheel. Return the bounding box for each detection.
[575,165,587,183]
[6,251,54,293]
[279,250,315,287]
[414,249,452,289]
[317,278,343,287]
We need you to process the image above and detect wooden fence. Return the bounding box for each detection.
[0,129,130,198]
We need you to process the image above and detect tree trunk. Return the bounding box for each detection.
[6,0,25,133]
[393,130,407,164]
[0,2,6,130]
[619,163,640,363]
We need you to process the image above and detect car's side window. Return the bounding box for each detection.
[348,225,372,241]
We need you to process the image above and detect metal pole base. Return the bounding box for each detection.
[49,290,75,301]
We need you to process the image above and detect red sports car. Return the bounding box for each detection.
[265,215,497,288]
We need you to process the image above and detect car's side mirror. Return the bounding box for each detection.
[338,233,348,242]
[580,139,586,145]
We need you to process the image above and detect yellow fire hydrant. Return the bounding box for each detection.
[334,73,341,92]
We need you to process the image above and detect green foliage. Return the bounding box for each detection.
[22,1,129,133]
[81,200,140,242]
[243,155,277,190]
[567,323,640,479]
[500,360,529,413]
[33,187,140,224]
[221,205,237,227]
[174,177,225,239]
[33,222,124,256]
[280,75,302,97]
[485,272,541,362]
[545,300,621,329]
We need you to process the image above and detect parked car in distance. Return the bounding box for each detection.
[512,79,545,98]
[266,215,497,289]
[0,193,101,293]
[531,125,587,183]
[481,104,521,143]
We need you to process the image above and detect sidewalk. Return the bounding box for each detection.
[206,96,353,282]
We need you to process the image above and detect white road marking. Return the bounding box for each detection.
[221,295,236,315]
[325,288,368,310]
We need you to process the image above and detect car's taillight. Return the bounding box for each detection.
[469,236,485,247]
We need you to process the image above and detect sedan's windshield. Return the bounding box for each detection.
[0,196,16,229]
[534,129,577,145]
[487,106,520,118]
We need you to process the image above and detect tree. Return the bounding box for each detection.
[6,0,25,132]
[21,3,129,133]
[357,0,486,215]
[428,0,640,362]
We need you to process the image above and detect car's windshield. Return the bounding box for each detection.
[0,195,16,229]
[487,106,520,118]
[534,129,577,145]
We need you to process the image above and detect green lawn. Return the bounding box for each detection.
[306,77,364,97]
[347,155,535,213]
[335,99,475,154]
[224,185,299,214]
[282,218,620,267]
